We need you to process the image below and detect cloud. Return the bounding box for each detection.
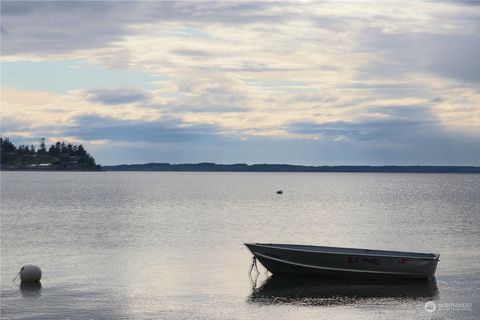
[286,106,480,165]
[65,114,222,144]
[288,105,442,143]
[86,88,149,105]
[357,32,480,83]
[0,1,290,55]
[1,1,128,55]
[289,118,432,142]
[171,49,211,57]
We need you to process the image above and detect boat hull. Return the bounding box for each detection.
[245,243,439,279]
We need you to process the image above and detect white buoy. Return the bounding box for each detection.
[19,265,42,282]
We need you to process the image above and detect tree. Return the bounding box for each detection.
[60,142,68,154]
[1,137,17,164]
[0,137,17,153]
[75,145,87,156]
[17,145,26,154]
[49,142,62,156]
[39,138,47,154]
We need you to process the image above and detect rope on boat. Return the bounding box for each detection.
[248,257,260,276]
[248,257,254,275]
[248,257,261,290]
[254,258,260,274]
[249,272,259,290]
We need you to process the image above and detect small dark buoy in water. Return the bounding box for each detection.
[19,265,42,282]
[276,190,283,194]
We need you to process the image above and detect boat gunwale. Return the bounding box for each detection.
[245,243,440,261]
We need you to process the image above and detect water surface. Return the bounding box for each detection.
[1,172,479,319]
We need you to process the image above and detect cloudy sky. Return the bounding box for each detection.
[1,1,479,165]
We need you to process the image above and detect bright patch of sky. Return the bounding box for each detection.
[173,27,210,38]
[1,60,163,93]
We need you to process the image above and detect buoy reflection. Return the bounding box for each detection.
[20,281,42,298]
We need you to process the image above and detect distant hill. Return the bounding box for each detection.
[1,137,101,171]
[102,162,480,173]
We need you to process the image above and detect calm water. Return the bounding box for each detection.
[1,172,479,319]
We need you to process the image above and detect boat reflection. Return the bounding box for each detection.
[20,281,42,298]
[248,275,439,306]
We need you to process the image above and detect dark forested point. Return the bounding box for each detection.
[0,137,101,171]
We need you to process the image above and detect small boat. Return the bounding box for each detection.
[245,243,439,279]
[276,190,283,194]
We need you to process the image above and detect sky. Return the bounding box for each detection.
[1,1,479,166]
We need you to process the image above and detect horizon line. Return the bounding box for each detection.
[103,162,480,168]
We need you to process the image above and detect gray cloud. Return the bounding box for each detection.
[86,88,149,105]
[65,114,222,143]
[286,105,480,165]
[357,31,480,83]
[1,1,136,54]
[171,80,250,113]
[0,1,290,55]
[289,105,442,143]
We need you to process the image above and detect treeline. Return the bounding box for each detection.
[1,137,101,171]
[102,162,480,173]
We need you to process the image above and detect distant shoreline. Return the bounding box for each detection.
[100,163,480,173]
